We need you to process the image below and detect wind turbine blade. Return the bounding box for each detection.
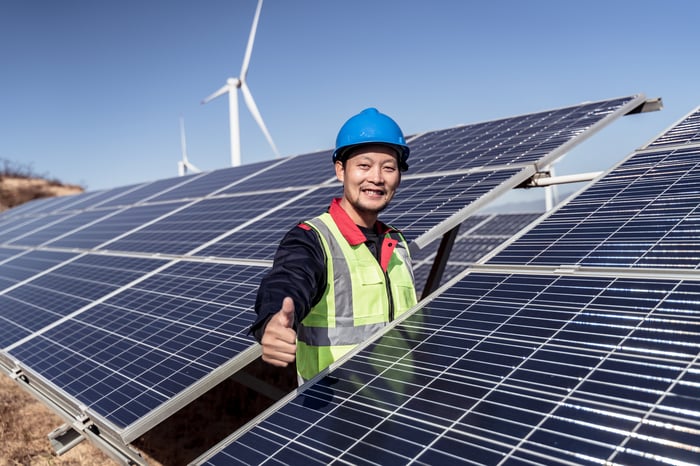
[201,83,230,105]
[240,81,280,157]
[186,161,201,173]
[239,0,263,81]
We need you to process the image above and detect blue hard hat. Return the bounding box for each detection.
[333,107,410,171]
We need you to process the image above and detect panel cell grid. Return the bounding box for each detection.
[53,186,138,213]
[0,255,166,348]
[489,146,700,268]
[198,186,340,260]
[48,202,189,250]
[647,107,700,148]
[0,250,76,287]
[199,272,700,465]
[104,192,296,255]
[219,150,335,195]
[96,177,190,208]
[9,209,118,247]
[382,169,521,240]
[148,162,271,203]
[0,213,66,244]
[8,262,269,432]
[407,96,636,175]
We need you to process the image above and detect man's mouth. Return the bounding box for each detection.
[361,188,385,197]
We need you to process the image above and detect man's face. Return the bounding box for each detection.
[335,144,401,227]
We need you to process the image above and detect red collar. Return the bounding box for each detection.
[328,198,394,246]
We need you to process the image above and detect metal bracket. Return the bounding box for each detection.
[517,170,604,189]
[625,97,663,115]
[48,423,85,456]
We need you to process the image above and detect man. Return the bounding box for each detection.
[250,107,417,382]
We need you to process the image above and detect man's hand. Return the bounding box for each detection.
[261,297,297,367]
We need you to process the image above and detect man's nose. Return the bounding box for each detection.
[368,166,384,183]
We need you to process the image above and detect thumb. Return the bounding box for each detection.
[277,297,295,328]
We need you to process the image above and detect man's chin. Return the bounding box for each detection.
[356,201,389,215]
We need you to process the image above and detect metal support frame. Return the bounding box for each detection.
[48,423,85,455]
[421,224,461,300]
[516,170,604,189]
[625,97,663,114]
[7,368,148,465]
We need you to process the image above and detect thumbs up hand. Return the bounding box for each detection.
[261,297,297,367]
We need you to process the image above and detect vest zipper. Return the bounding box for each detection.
[385,270,395,322]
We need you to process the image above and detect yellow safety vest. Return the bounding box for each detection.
[296,212,417,381]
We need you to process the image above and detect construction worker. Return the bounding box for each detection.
[250,108,418,383]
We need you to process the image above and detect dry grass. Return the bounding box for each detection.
[0,372,114,466]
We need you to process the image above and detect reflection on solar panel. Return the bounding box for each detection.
[194,106,700,466]
[0,95,650,460]
[199,273,699,465]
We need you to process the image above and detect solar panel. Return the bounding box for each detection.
[103,192,298,256]
[647,107,700,148]
[147,161,273,203]
[46,202,190,250]
[407,96,637,175]
[5,260,268,442]
[0,94,652,460]
[488,149,700,268]
[94,176,193,208]
[219,150,336,194]
[198,272,699,465]
[194,105,700,466]
[0,254,167,349]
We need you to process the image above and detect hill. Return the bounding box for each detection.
[0,176,84,212]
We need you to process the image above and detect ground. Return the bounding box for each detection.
[0,372,116,466]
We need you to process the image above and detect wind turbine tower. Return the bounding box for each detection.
[177,117,201,176]
[201,0,280,167]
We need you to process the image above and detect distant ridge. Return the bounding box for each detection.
[0,176,83,212]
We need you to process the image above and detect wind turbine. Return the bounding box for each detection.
[201,0,280,167]
[177,116,201,176]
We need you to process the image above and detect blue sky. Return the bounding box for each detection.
[1,0,699,194]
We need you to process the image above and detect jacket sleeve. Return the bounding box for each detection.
[249,224,327,342]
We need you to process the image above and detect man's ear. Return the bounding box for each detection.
[335,160,345,183]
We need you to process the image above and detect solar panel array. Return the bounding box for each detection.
[196,106,700,465]
[0,95,647,456]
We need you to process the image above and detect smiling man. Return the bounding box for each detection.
[250,108,418,383]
